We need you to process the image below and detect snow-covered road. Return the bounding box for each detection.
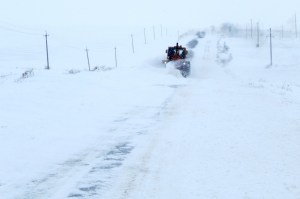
[107,36,300,199]
[1,32,300,199]
[113,72,300,199]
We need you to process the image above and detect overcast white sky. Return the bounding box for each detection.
[0,0,300,29]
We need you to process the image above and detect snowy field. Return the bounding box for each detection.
[1,29,300,199]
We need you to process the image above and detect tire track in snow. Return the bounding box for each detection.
[112,87,190,199]
[16,84,182,199]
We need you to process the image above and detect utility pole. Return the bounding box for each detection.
[251,19,253,39]
[114,47,118,68]
[295,14,298,38]
[44,31,50,70]
[144,28,147,44]
[85,47,91,71]
[270,28,273,66]
[153,25,155,40]
[160,24,163,37]
[256,22,260,47]
[131,34,135,54]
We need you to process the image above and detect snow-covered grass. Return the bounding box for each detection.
[0,29,188,198]
[1,29,300,199]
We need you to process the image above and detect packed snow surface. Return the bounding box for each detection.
[0,31,300,199]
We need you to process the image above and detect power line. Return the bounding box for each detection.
[0,25,41,36]
[0,20,42,32]
[51,34,116,52]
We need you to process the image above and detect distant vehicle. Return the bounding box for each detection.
[196,31,206,38]
[162,43,191,77]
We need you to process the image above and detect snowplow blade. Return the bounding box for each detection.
[174,60,190,78]
[162,60,169,65]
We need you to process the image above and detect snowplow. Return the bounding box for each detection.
[162,43,191,77]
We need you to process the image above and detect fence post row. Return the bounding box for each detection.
[0,24,188,70]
